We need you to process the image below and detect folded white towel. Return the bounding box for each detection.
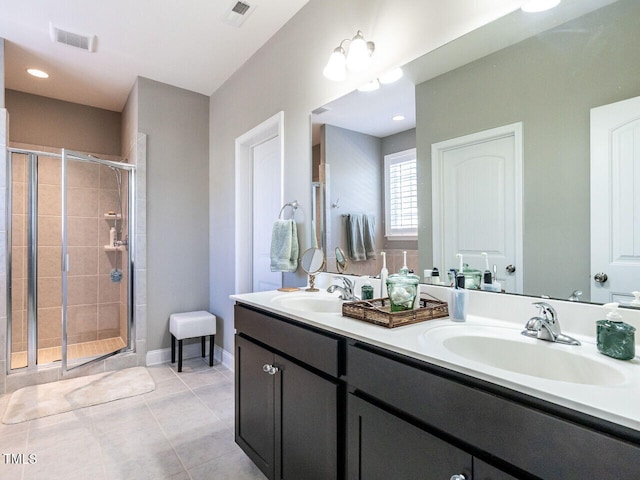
[270,219,299,272]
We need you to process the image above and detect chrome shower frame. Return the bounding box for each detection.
[5,147,136,374]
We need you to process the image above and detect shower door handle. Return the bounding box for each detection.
[62,253,70,272]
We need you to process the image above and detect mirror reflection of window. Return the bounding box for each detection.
[384,148,417,240]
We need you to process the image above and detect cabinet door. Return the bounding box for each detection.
[277,355,340,480]
[347,394,471,480]
[473,459,518,480]
[235,336,275,479]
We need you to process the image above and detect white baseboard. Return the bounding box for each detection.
[146,340,233,371]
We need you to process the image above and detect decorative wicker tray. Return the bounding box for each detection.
[342,295,449,328]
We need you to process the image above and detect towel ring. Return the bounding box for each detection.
[279,200,300,220]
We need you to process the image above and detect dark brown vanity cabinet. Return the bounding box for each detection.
[347,393,473,480]
[234,305,343,480]
[347,341,640,480]
[234,303,640,480]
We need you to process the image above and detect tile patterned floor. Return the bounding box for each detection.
[0,359,266,480]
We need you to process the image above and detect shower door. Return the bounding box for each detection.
[61,150,135,373]
[6,148,135,373]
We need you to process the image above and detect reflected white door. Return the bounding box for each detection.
[252,136,282,292]
[432,123,523,293]
[591,96,640,304]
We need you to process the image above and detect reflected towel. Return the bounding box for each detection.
[346,214,376,262]
[362,214,376,260]
[270,219,299,272]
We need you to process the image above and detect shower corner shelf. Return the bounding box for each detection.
[104,245,126,252]
[103,213,122,220]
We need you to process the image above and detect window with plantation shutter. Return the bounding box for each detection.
[384,148,418,239]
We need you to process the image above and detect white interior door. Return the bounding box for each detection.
[432,123,523,293]
[252,136,282,292]
[591,96,640,304]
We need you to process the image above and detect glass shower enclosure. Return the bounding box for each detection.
[7,148,135,373]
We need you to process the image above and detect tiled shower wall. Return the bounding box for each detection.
[9,145,128,354]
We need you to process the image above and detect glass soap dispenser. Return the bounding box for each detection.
[597,302,636,360]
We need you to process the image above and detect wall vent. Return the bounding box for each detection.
[222,1,256,27]
[49,23,97,52]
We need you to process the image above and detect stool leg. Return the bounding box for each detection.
[178,339,183,372]
[209,334,215,367]
[171,334,175,364]
[201,336,206,358]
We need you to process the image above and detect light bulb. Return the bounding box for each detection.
[357,79,380,92]
[521,0,561,13]
[346,32,371,72]
[323,47,347,81]
[379,68,403,84]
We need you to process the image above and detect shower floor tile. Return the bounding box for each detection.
[10,336,127,369]
[0,361,267,480]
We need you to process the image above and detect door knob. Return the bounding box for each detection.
[506,264,516,274]
[262,364,279,375]
[594,272,608,283]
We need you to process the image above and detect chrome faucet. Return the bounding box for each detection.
[327,277,358,301]
[521,302,581,346]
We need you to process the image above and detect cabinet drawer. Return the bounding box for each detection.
[235,304,343,377]
[347,342,640,479]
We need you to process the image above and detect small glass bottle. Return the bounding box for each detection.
[596,303,635,360]
[361,280,374,300]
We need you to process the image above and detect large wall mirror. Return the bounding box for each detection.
[311,0,640,306]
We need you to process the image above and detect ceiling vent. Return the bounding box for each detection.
[49,23,97,52]
[312,107,329,115]
[222,1,256,27]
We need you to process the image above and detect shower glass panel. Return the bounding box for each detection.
[7,148,135,372]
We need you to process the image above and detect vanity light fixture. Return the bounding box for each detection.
[521,0,561,13]
[27,68,49,78]
[357,79,380,92]
[379,67,403,84]
[356,68,403,92]
[323,30,375,81]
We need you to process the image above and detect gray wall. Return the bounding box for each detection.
[0,39,4,108]
[324,124,382,276]
[5,89,121,155]
[208,0,525,356]
[416,0,640,299]
[137,77,210,351]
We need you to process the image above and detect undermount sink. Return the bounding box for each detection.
[424,325,629,386]
[271,294,343,314]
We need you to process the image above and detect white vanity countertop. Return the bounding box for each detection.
[231,288,640,433]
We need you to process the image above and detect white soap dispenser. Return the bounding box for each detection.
[380,251,388,298]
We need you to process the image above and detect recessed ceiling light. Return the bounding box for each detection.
[27,68,49,79]
[521,0,561,13]
[392,115,405,121]
[379,68,403,84]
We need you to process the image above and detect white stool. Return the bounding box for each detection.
[169,311,216,372]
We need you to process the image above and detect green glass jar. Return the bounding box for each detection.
[386,270,420,312]
[462,264,482,290]
[596,303,636,361]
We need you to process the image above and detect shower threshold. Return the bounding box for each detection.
[10,337,127,369]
